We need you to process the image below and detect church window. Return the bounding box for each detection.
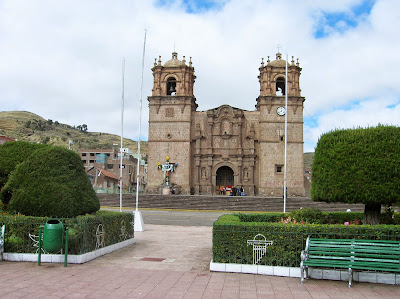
[276,165,283,173]
[167,77,177,95]
[276,77,285,96]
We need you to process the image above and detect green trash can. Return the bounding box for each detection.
[43,219,63,253]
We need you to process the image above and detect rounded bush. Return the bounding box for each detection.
[0,141,49,188]
[0,146,99,217]
[312,126,400,206]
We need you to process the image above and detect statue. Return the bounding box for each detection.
[157,156,178,187]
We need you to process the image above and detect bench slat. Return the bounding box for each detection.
[301,237,400,288]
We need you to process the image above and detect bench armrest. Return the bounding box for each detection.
[300,250,307,262]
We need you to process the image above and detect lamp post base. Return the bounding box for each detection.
[134,210,145,232]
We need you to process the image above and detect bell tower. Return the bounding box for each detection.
[257,52,302,98]
[255,52,305,196]
[147,52,197,194]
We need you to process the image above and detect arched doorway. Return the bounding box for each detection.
[216,166,234,194]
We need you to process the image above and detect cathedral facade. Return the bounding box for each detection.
[146,52,305,196]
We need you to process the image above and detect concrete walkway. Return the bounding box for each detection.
[1,224,400,298]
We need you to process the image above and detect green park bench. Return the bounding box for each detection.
[0,225,4,261]
[300,237,400,287]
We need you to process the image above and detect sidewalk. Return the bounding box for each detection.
[1,224,400,298]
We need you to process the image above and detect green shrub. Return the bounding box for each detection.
[233,210,368,225]
[0,146,99,217]
[235,213,284,223]
[312,125,400,224]
[321,212,364,224]
[0,211,134,254]
[212,214,400,267]
[233,210,400,225]
[0,141,49,188]
[289,208,324,223]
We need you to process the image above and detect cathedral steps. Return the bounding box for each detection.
[97,194,365,213]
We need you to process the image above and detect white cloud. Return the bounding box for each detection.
[1,0,399,153]
[305,96,400,152]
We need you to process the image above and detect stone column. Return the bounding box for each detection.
[208,156,214,195]
[195,156,200,194]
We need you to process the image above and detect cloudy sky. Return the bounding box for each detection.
[1,0,399,152]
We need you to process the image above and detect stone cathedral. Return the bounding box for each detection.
[146,51,305,196]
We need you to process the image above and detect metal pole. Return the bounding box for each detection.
[284,52,288,213]
[38,226,42,266]
[120,58,125,212]
[133,29,147,232]
[64,227,68,267]
[94,168,98,190]
[136,29,146,212]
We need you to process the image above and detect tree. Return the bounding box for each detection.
[24,120,31,128]
[0,146,100,217]
[311,126,400,225]
[41,136,50,144]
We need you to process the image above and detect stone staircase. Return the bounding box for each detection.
[97,193,365,212]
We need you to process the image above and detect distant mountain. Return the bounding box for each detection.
[304,152,314,170]
[0,111,146,153]
[1,111,314,165]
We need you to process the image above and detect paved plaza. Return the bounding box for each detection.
[1,224,400,298]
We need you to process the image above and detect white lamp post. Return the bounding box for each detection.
[134,29,147,232]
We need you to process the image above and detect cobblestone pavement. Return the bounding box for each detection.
[1,224,400,298]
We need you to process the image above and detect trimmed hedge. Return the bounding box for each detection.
[213,214,400,267]
[236,213,285,223]
[0,141,49,188]
[1,146,99,217]
[312,126,400,206]
[235,208,400,225]
[0,210,134,255]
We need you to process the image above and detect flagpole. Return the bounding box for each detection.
[134,29,147,232]
[120,57,125,213]
[283,52,288,213]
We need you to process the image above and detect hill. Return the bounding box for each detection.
[0,111,147,153]
[304,152,314,170]
[1,111,314,165]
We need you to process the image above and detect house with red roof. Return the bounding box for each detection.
[0,135,15,144]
